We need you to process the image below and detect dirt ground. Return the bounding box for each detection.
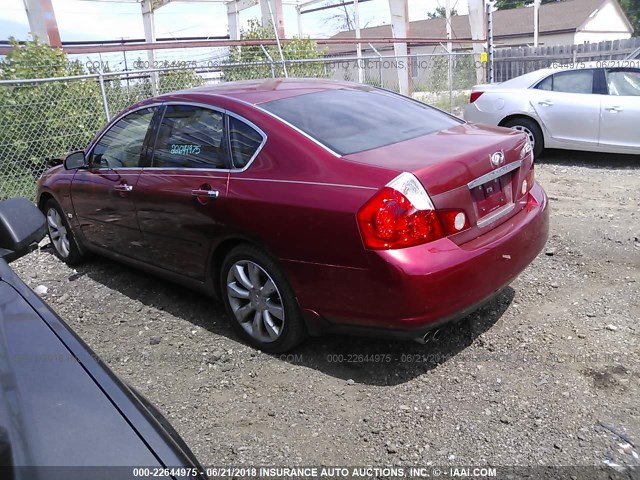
[12,150,640,472]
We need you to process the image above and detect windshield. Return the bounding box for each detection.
[261,88,461,155]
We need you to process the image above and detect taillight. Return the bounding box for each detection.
[438,209,471,236]
[469,91,484,103]
[521,167,535,197]
[357,172,469,250]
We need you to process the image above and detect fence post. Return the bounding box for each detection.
[98,70,111,122]
[448,51,453,114]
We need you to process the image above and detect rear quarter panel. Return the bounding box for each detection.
[468,89,541,126]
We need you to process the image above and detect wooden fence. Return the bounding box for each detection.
[493,37,640,82]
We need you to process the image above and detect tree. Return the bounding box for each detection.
[224,20,327,81]
[427,7,459,19]
[0,37,205,199]
[324,1,355,31]
[493,0,639,35]
[321,1,374,33]
[0,37,104,199]
[493,0,561,9]
[158,69,204,94]
[619,0,640,35]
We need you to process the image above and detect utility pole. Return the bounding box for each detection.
[388,0,410,96]
[533,0,541,47]
[122,38,130,89]
[296,4,303,36]
[486,0,495,83]
[355,0,363,83]
[467,0,485,84]
[23,0,61,47]
[446,0,453,111]
[141,0,158,95]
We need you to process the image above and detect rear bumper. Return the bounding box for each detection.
[314,285,508,342]
[285,183,549,338]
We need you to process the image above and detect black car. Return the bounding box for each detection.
[0,198,208,480]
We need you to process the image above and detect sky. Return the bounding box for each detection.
[0,0,472,69]
[0,0,471,42]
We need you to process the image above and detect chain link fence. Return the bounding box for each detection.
[0,52,477,200]
[0,75,104,200]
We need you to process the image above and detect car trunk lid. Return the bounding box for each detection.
[343,122,534,239]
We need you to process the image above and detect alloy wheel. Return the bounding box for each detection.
[226,260,285,343]
[510,125,535,151]
[47,207,70,258]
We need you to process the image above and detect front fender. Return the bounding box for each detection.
[37,167,79,230]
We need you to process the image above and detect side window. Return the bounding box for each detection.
[606,69,640,96]
[90,108,155,169]
[551,70,594,94]
[535,75,553,91]
[152,105,227,169]
[228,117,263,168]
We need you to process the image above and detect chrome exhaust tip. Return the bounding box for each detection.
[414,329,443,345]
[414,331,432,344]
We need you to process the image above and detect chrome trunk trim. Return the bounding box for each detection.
[467,160,522,190]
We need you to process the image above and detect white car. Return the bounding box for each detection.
[463,60,640,158]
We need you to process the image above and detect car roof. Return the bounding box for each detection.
[161,78,371,105]
[499,59,640,89]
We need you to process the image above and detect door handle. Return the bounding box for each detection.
[191,189,219,198]
[606,106,623,113]
[538,100,553,107]
[113,184,133,192]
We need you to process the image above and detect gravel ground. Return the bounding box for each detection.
[12,151,640,471]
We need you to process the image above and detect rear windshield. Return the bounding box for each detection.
[261,88,461,155]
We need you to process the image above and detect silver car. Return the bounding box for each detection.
[463,60,640,158]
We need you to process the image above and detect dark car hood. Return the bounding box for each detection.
[0,281,161,470]
[0,260,206,479]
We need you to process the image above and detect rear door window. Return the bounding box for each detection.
[152,105,229,169]
[535,75,553,91]
[535,69,595,94]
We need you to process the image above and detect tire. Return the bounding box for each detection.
[220,244,306,353]
[44,199,85,265]
[503,117,544,159]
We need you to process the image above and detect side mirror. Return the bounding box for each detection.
[0,198,47,263]
[64,150,87,170]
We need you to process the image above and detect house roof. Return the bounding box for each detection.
[328,0,632,53]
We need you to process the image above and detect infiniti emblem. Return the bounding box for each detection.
[490,151,505,167]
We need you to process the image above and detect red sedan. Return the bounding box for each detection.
[37,78,549,352]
